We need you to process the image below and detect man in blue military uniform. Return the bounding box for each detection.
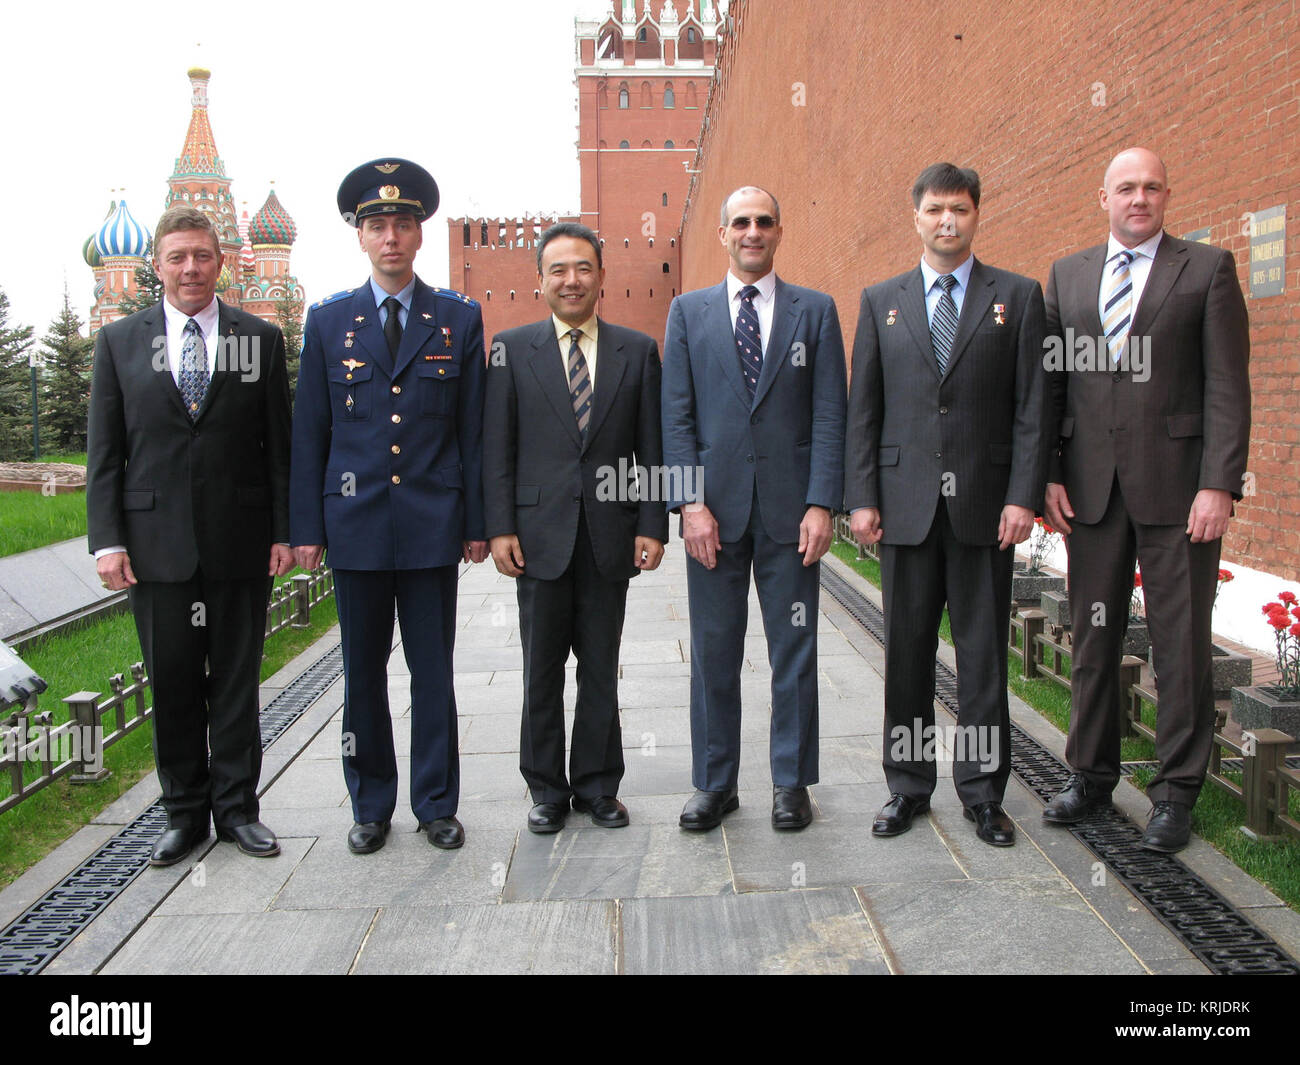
[290,158,487,854]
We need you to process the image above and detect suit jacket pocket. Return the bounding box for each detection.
[328,362,373,421]
[1166,412,1203,438]
[419,361,461,417]
[878,445,900,467]
[438,464,464,491]
[122,489,154,511]
[515,485,540,506]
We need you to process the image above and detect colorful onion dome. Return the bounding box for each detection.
[249,189,297,246]
[217,264,233,291]
[82,233,102,268]
[94,199,151,258]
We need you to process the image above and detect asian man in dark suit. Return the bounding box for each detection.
[1042,147,1251,853]
[290,158,487,855]
[662,185,847,832]
[844,163,1047,847]
[87,205,293,866]
[484,223,667,833]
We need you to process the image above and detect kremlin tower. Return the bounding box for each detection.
[84,68,303,333]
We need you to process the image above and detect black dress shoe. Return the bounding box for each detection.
[679,789,739,831]
[572,795,630,828]
[965,801,1016,847]
[771,786,812,830]
[149,825,210,867]
[347,820,391,854]
[1042,773,1112,824]
[1141,800,1192,853]
[871,793,930,837]
[420,816,465,850]
[528,802,569,834]
[216,821,281,858]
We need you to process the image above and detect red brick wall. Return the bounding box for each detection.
[680,0,1300,580]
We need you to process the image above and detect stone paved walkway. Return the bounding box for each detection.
[11,535,1299,975]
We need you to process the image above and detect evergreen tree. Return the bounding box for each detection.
[274,287,305,403]
[115,242,164,316]
[39,289,94,454]
[0,287,35,460]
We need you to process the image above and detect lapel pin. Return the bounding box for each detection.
[342,358,365,371]
[886,308,898,326]
[354,315,365,323]
[993,303,1006,326]
[441,326,452,348]
[346,393,354,411]
[422,312,433,320]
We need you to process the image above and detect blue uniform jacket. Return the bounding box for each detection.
[290,277,486,569]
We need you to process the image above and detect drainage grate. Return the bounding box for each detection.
[819,563,1300,976]
[0,643,344,975]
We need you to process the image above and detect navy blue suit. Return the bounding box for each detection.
[662,276,847,791]
[290,277,485,824]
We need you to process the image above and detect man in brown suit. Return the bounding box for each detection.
[1042,147,1251,853]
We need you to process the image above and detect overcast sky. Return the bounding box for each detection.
[1,0,630,339]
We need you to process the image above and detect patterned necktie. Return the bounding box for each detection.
[931,273,959,374]
[1102,250,1134,366]
[178,317,208,420]
[735,284,762,399]
[382,296,403,358]
[567,328,592,439]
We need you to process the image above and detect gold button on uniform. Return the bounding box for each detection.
[438,368,446,376]
[391,385,401,394]
[391,475,401,485]
[391,445,400,455]
[346,373,353,380]
[391,414,401,424]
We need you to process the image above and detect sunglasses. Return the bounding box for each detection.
[728,215,778,230]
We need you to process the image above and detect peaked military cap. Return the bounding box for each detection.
[337,158,439,226]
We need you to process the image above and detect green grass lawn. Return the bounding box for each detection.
[0,491,88,558]
[0,571,338,887]
[830,531,1300,910]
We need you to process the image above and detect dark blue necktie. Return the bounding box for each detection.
[735,284,762,399]
[178,317,208,420]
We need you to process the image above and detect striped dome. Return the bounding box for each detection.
[217,264,234,291]
[94,200,151,258]
[82,233,102,268]
[249,190,297,246]
[238,210,255,269]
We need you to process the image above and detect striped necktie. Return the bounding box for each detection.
[178,317,208,420]
[1102,250,1134,366]
[567,328,592,439]
[931,273,959,374]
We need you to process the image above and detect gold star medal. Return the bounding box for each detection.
[886,308,898,326]
[441,326,453,348]
[993,303,1006,326]
[344,331,355,349]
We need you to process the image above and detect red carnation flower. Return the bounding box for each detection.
[1134,573,1143,589]
[1269,613,1291,630]
[1291,622,1300,637]
[1280,590,1298,605]
[1218,569,1234,582]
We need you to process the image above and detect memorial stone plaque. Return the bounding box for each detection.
[1183,226,1212,244]
[1248,204,1286,298]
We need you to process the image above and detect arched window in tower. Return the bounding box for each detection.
[597,84,609,109]
[509,290,516,301]
[618,82,630,109]
[664,140,674,149]
[624,238,629,248]
[462,222,470,247]
[485,290,491,301]
[619,139,630,150]
[663,82,675,108]
[640,81,653,108]
[480,222,488,245]
[686,81,698,108]
[641,139,653,149]
[597,23,622,60]
[662,262,671,273]
[662,193,668,207]
[648,238,654,247]
[634,22,660,60]
[678,24,704,61]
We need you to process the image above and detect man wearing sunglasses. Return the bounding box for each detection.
[662,186,847,832]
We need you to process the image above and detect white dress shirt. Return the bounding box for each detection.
[726,269,777,357]
[1098,231,1163,324]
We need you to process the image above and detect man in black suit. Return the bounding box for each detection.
[844,163,1047,847]
[1042,148,1251,853]
[484,223,667,833]
[87,205,292,866]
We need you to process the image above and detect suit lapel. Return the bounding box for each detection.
[897,268,939,381]
[141,305,191,421]
[752,278,801,409]
[393,279,435,378]
[193,302,238,422]
[1131,233,1188,336]
[528,319,583,448]
[1075,245,1107,337]
[706,281,752,408]
[943,258,995,377]
[348,284,390,377]
[585,320,626,448]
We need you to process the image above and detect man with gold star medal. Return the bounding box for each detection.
[290,158,488,855]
